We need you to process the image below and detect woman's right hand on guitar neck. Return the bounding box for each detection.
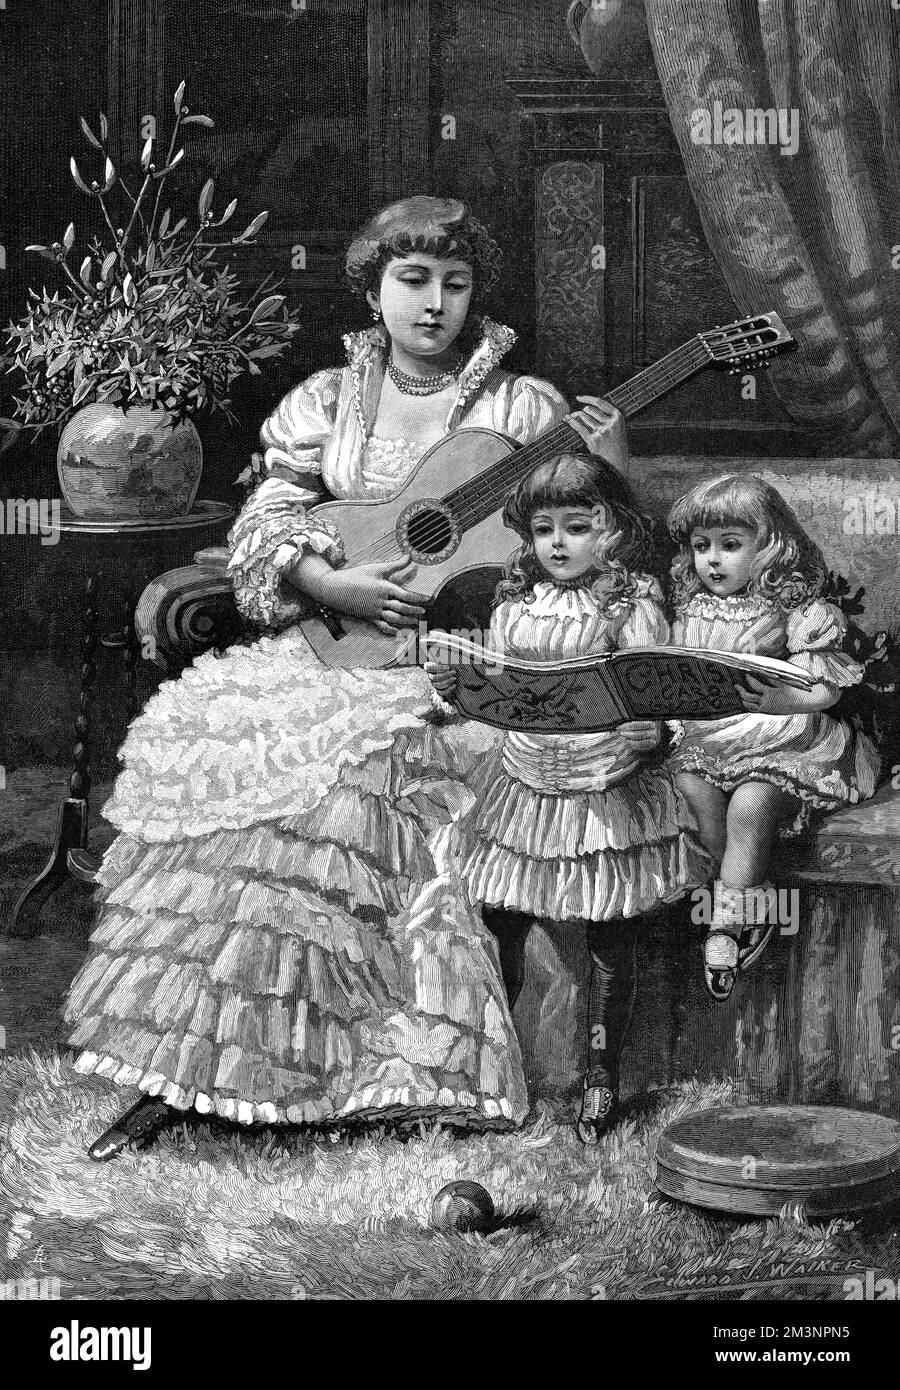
[289,553,428,633]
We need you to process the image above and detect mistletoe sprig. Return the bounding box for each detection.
[0,82,300,451]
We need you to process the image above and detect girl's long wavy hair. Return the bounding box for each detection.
[495,453,658,614]
[667,473,828,611]
[344,196,502,314]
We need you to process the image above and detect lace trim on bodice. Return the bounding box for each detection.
[361,434,429,498]
[678,591,775,622]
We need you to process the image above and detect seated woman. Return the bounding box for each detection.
[64,195,628,1159]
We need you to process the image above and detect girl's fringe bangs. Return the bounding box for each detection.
[667,478,767,542]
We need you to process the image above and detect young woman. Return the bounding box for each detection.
[64,195,626,1159]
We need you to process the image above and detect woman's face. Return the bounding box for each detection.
[367,254,474,359]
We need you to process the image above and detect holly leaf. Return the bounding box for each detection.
[0,420,22,454]
[46,353,69,379]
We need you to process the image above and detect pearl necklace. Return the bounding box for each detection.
[387,358,463,396]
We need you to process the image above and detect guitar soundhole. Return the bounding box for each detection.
[397,499,459,564]
[408,508,452,552]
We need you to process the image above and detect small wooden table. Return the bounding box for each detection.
[7,501,233,937]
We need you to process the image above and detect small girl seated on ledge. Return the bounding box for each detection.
[666,473,881,1001]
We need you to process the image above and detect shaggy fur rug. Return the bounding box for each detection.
[2,1049,897,1301]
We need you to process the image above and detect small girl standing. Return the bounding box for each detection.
[428,452,713,1141]
[666,474,881,1002]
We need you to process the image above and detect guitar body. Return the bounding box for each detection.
[294,312,796,670]
[298,427,520,668]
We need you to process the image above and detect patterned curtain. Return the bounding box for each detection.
[644,0,900,456]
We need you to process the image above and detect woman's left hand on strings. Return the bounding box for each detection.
[618,719,661,752]
[566,397,629,471]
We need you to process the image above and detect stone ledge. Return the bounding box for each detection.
[771,784,900,887]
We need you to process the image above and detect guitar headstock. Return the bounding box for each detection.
[699,312,796,374]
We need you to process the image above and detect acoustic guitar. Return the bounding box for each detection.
[299,312,796,669]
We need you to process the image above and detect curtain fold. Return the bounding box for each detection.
[645,0,900,455]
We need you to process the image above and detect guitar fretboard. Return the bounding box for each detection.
[445,335,711,530]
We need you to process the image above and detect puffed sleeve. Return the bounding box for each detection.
[615,576,671,650]
[495,374,570,445]
[785,600,865,687]
[259,368,342,478]
[227,369,345,630]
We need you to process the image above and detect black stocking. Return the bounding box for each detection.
[586,920,639,1091]
[480,904,535,1008]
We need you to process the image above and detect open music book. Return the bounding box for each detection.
[425,632,817,733]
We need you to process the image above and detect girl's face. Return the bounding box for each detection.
[367,254,474,359]
[531,506,599,581]
[690,525,758,596]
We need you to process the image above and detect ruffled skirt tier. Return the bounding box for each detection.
[670,711,881,834]
[64,631,526,1127]
[460,754,713,922]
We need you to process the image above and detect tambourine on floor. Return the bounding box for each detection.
[654,1105,900,1219]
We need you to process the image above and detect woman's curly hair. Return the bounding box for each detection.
[344,196,502,311]
[495,453,658,616]
[667,473,828,611]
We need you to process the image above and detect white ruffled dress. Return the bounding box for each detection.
[460,577,714,922]
[668,591,881,833]
[63,319,569,1129]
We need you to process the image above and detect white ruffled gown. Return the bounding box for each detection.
[668,592,881,830]
[63,321,570,1129]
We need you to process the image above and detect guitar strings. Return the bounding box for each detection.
[341,339,721,569]
[354,343,710,564]
[348,345,710,567]
[349,340,711,564]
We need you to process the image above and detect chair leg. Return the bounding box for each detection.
[7,798,89,937]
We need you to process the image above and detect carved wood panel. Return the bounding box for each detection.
[535,161,605,399]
